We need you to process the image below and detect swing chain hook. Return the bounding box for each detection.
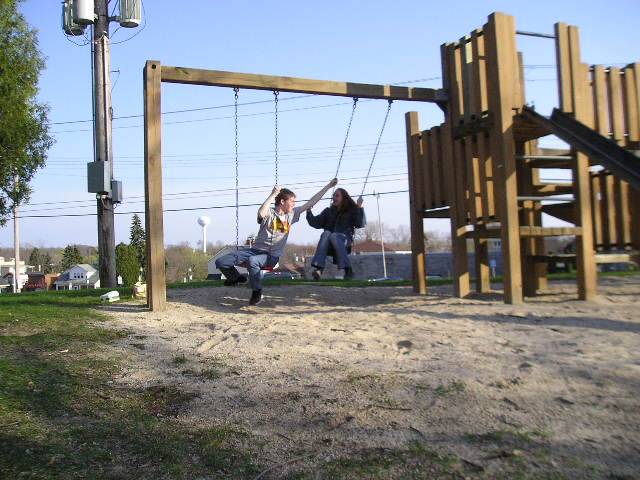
[234,87,240,250]
[273,90,279,185]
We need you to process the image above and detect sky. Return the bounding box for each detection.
[2,0,639,250]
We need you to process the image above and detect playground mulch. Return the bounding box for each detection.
[98,275,640,479]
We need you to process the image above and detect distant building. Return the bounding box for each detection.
[23,273,59,291]
[54,264,100,290]
[0,257,28,291]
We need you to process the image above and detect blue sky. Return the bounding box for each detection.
[2,0,639,249]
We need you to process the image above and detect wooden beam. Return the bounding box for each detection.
[406,112,427,294]
[486,12,523,304]
[144,61,166,312]
[519,226,582,237]
[160,66,447,103]
[556,23,597,301]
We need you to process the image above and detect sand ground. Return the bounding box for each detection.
[97,276,640,479]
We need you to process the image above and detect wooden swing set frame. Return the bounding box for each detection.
[143,63,446,311]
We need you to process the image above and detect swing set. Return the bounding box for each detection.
[143,64,445,310]
[231,88,392,271]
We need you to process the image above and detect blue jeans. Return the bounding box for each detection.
[311,231,351,269]
[215,248,278,291]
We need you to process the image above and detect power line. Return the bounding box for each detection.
[19,173,408,211]
[15,189,409,219]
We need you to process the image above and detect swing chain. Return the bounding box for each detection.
[334,97,358,180]
[273,90,279,184]
[234,87,240,250]
[361,99,393,197]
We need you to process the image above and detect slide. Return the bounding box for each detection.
[521,107,640,191]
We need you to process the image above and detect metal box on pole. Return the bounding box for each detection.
[73,0,95,25]
[61,0,85,36]
[87,161,111,194]
[119,0,142,27]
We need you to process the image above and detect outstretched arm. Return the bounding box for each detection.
[258,185,280,221]
[299,178,338,211]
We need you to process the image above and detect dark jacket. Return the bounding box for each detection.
[306,205,366,241]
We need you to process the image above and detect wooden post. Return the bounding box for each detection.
[485,13,523,304]
[144,61,166,311]
[441,43,470,298]
[406,112,427,294]
[555,23,597,300]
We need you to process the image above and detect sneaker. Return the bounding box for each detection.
[312,268,322,281]
[249,289,263,305]
[224,274,247,286]
[343,267,354,281]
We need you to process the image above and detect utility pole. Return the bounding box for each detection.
[13,176,21,293]
[93,0,116,287]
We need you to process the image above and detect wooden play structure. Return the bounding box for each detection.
[406,12,640,304]
[143,11,639,311]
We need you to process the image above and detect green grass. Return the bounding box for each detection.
[0,289,261,479]
[170,269,640,290]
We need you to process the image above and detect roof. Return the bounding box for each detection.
[352,241,397,254]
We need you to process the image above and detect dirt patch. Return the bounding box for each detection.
[98,276,640,478]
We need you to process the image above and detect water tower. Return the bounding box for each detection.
[197,216,211,253]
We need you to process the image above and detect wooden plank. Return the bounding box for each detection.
[430,127,443,208]
[594,252,640,263]
[591,173,604,251]
[406,112,427,295]
[459,35,474,122]
[607,66,633,250]
[567,25,597,301]
[471,29,489,115]
[519,227,582,237]
[421,131,433,210]
[474,232,491,293]
[423,207,451,218]
[471,31,493,222]
[530,183,574,195]
[603,173,616,249]
[463,138,477,222]
[623,65,639,142]
[555,23,573,113]
[592,65,609,135]
[441,42,470,298]
[160,66,446,103]
[608,67,625,143]
[144,61,166,312]
[619,181,632,248]
[486,12,523,304]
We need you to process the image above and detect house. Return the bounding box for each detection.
[1,272,29,293]
[54,264,100,290]
[0,257,28,291]
[23,273,59,291]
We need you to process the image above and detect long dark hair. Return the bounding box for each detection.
[333,188,357,213]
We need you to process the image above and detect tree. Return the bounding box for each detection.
[130,214,146,278]
[28,247,42,270]
[60,245,83,271]
[41,252,53,273]
[0,0,54,225]
[115,242,140,286]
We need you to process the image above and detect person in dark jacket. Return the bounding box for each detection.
[306,188,366,280]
